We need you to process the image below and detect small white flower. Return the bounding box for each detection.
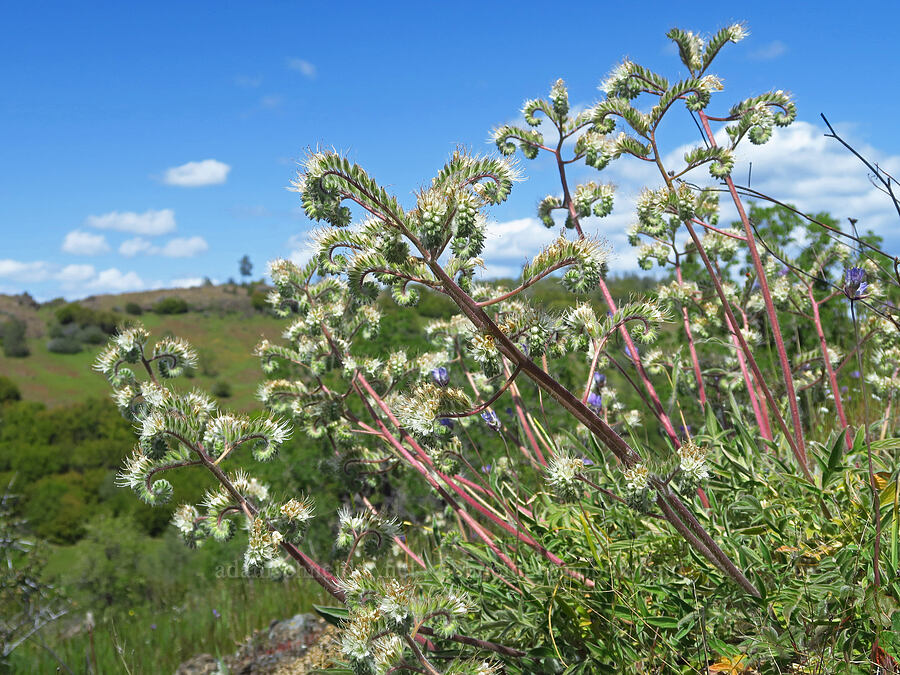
[623,463,650,493]
[172,504,198,534]
[678,439,710,482]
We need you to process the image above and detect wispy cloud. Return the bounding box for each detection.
[287,58,316,79]
[162,159,231,187]
[61,230,110,255]
[234,74,261,88]
[749,40,787,61]
[119,235,209,258]
[85,209,176,235]
[260,94,283,109]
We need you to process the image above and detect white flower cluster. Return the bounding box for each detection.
[244,517,284,573]
[546,452,586,500]
[172,504,199,535]
[623,463,650,493]
[678,439,710,483]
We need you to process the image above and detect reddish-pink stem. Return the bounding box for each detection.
[597,277,681,444]
[356,373,594,587]
[698,111,808,472]
[361,495,426,569]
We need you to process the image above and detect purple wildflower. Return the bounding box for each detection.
[150,624,157,630]
[431,366,449,387]
[850,370,860,379]
[581,457,594,466]
[593,372,606,389]
[844,267,868,299]
[587,391,603,409]
[481,464,492,473]
[481,409,501,431]
[212,609,220,619]
[438,417,455,429]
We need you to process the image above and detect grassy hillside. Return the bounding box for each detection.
[0,284,283,410]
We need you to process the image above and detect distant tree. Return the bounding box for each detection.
[1,318,29,358]
[239,254,253,280]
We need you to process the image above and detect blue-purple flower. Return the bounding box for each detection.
[844,267,868,299]
[212,609,221,619]
[593,372,606,389]
[431,366,450,387]
[481,409,501,431]
[481,464,492,474]
[587,391,602,410]
[438,417,455,429]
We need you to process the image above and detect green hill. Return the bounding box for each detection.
[0,283,281,410]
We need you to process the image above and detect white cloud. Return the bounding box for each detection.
[287,58,316,79]
[119,237,154,257]
[260,95,282,109]
[56,264,96,283]
[169,277,205,288]
[287,233,317,267]
[160,236,208,258]
[750,40,787,61]
[118,235,208,258]
[88,268,145,293]
[478,217,558,279]
[162,159,231,187]
[710,121,899,233]
[0,259,53,282]
[61,229,110,255]
[85,209,176,235]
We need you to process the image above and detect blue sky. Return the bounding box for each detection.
[2,1,898,300]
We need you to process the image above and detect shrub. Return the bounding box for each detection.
[250,290,269,311]
[76,324,107,345]
[152,296,189,315]
[211,380,232,398]
[55,303,119,334]
[46,336,82,354]
[124,301,143,315]
[0,376,21,404]
[0,318,29,358]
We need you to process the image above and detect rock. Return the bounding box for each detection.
[174,653,223,675]
[175,613,333,675]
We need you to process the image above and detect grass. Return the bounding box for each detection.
[10,575,330,674]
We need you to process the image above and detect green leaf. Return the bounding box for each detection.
[821,428,847,488]
[313,604,349,626]
[644,615,679,628]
